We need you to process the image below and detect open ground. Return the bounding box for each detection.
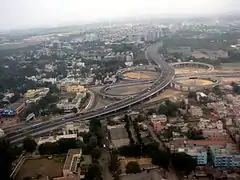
[122,71,158,80]
[16,158,64,180]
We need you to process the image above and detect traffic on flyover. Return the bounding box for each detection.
[7,42,175,145]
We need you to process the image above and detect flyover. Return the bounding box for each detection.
[8,42,175,145]
[99,81,153,100]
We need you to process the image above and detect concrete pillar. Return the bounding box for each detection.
[180,86,183,91]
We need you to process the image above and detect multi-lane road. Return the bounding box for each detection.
[6,42,175,145]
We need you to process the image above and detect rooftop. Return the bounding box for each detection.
[171,140,231,147]
[210,143,239,156]
[63,149,82,172]
[7,99,25,110]
[178,146,207,156]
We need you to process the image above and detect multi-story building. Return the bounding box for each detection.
[7,99,26,115]
[210,143,240,167]
[37,134,78,146]
[24,88,50,104]
[62,122,89,134]
[66,85,88,93]
[189,106,203,117]
[24,88,49,99]
[144,29,162,42]
[63,149,81,179]
[57,92,86,112]
[178,146,207,165]
[150,114,167,132]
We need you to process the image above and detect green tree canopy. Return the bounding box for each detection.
[38,142,59,155]
[23,137,37,153]
[0,138,13,180]
[85,163,102,180]
[171,152,197,175]
[91,147,102,160]
[125,161,141,174]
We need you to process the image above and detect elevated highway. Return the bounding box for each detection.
[8,42,175,145]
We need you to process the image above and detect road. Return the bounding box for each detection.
[100,121,112,180]
[5,42,174,145]
[147,124,179,180]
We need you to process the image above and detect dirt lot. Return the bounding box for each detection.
[123,71,158,79]
[177,79,214,86]
[174,67,207,75]
[15,158,63,180]
[145,89,185,104]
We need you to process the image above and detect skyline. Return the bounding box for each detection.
[0,0,239,31]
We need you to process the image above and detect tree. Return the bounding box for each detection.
[84,163,102,180]
[188,91,197,99]
[151,150,170,169]
[125,161,141,174]
[89,136,98,148]
[158,100,179,117]
[90,119,102,132]
[22,177,32,180]
[72,108,78,113]
[133,120,142,144]
[171,152,197,175]
[109,150,120,173]
[23,137,37,153]
[212,85,222,95]
[38,142,58,155]
[91,147,102,160]
[57,138,78,153]
[158,104,169,115]
[124,115,135,144]
[0,138,13,180]
[187,128,205,140]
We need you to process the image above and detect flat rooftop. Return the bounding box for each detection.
[7,99,25,110]
[63,149,81,172]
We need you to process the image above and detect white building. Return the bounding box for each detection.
[37,134,78,145]
[0,129,4,138]
[189,106,203,117]
[63,122,89,134]
[40,78,57,84]
[57,92,86,112]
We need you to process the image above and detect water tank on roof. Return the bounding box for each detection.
[0,129,4,137]
[236,85,240,95]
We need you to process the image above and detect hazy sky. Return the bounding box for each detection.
[0,0,238,30]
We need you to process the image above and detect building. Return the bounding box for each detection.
[150,114,167,132]
[210,143,240,167]
[37,134,78,145]
[62,122,89,135]
[66,85,88,93]
[0,129,4,137]
[144,29,162,42]
[24,88,49,99]
[178,146,208,165]
[53,150,91,180]
[63,149,82,180]
[7,99,26,115]
[57,92,86,112]
[189,106,203,117]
